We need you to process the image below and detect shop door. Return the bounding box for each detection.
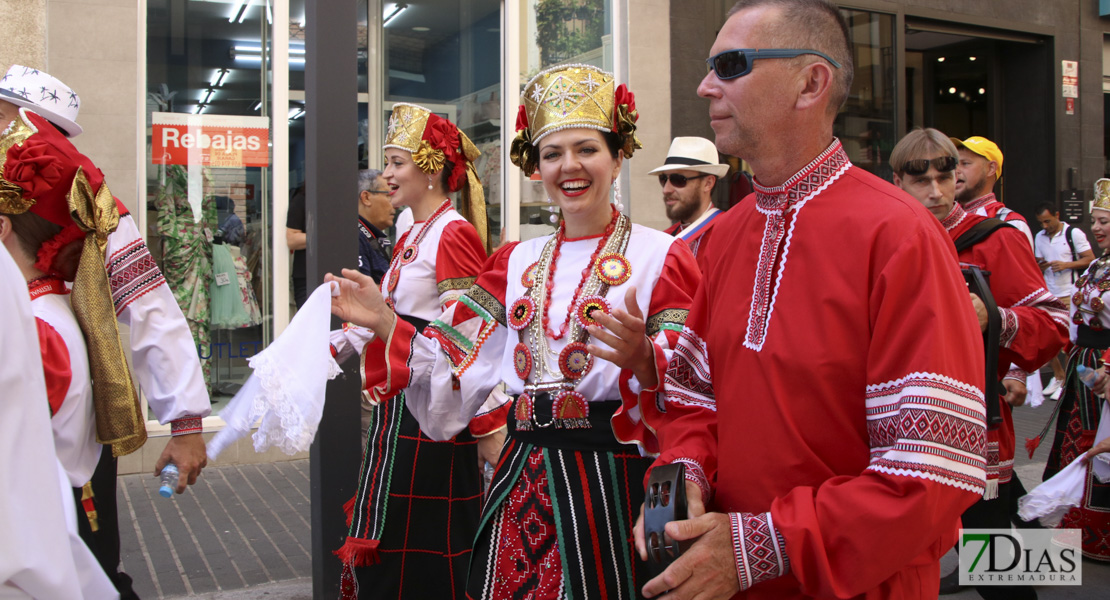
[904,22,1052,218]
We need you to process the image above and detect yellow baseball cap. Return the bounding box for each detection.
[950,136,1003,178]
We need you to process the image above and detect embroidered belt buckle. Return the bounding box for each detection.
[644,462,688,574]
[513,389,592,431]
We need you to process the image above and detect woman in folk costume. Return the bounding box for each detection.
[1028,178,1110,561]
[0,106,145,596]
[329,64,707,599]
[334,102,504,599]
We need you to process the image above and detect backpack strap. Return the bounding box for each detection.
[953,218,1012,254]
[1063,223,1078,283]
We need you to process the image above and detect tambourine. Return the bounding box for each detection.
[643,462,689,575]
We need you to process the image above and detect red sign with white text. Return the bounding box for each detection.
[152,112,269,168]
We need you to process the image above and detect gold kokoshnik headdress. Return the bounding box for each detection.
[1095,179,1110,215]
[384,102,488,250]
[511,63,642,176]
[0,107,146,456]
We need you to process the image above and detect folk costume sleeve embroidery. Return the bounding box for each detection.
[435,219,486,308]
[437,219,507,437]
[663,141,988,598]
[107,214,211,433]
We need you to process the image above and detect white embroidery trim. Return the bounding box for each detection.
[743,160,850,351]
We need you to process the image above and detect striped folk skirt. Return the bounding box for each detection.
[467,397,652,600]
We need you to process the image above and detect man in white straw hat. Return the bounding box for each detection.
[649,136,728,256]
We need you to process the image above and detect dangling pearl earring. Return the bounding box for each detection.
[612,178,625,212]
[427,178,434,190]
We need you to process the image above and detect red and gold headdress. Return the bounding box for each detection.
[510,64,641,176]
[384,103,488,250]
[0,108,146,456]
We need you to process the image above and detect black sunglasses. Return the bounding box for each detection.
[706,48,842,80]
[901,156,957,176]
[658,173,710,188]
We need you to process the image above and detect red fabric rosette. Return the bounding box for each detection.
[422,114,468,192]
[4,112,126,226]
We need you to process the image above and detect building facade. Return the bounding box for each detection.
[4,0,1108,470]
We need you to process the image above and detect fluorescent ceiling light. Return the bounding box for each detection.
[229,0,247,23]
[384,3,408,25]
[211,69,228,87]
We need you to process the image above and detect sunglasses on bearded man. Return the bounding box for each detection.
[705,48,842,80]
[658,173,710,188]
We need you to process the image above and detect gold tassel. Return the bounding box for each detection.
[68,168,147,457]
[457,130,490,253]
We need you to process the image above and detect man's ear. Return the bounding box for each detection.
[359,190,372,206]
[795,61,835,112]
[892,172,904,188]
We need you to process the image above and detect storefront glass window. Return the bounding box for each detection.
[836,9,896,181]
[145,0,276,415]
[518,0,613,241]
[379,0,503,244]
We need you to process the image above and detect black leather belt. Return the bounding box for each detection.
[1076,324,1110,349]
[507,393,628,452]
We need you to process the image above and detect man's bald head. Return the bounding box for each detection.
[727,0,853,116]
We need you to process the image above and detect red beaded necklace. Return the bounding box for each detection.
[541,207,618,340]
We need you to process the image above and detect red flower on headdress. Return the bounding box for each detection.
[5,137,67,207]
[613,84,637,123]
[515,105,529,132]
[421,114,469,192]
[612,84,641,158]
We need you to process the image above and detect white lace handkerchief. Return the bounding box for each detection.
[1093,400,1110,484]
[1017,454,1088,528]
[208,282,341,459]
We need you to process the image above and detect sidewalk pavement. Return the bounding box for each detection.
[119,460,312,599]
[118,397,1110,599]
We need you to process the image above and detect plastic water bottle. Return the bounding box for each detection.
[1077,365,1105,397]
[158,463,179,498]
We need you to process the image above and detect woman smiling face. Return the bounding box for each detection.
[383,148,443,210]
[1093,210,1110,251]
[536,128,622,235]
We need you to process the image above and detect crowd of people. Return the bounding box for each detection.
[5,0,1110,599]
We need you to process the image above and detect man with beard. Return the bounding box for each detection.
[650,137,729,258]
[954,135,1034,247]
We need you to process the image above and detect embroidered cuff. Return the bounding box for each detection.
[171,416,203,436]
[729,512,789,592]
[998,307,1019,348]
[672,458,711,504]
[1004,366,1028,382]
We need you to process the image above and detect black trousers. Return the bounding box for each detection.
[73,446,140,600]
[959,481,1037,600]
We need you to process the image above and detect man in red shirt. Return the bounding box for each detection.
[639,2,989,598]
[891,128,1067,599]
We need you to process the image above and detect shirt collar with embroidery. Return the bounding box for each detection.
[962,192,997,213]
[941,202,968,232]
[753,138,850,211]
